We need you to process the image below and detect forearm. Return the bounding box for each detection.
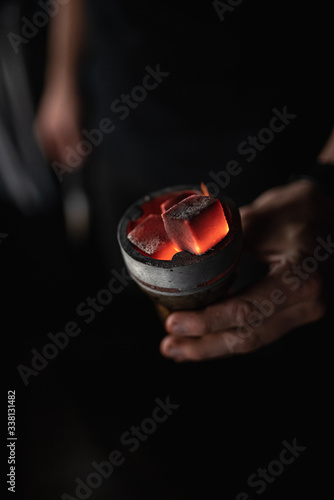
[43,0,86,92]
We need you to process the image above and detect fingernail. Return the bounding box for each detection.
[167,345,183,359]
[170,322,188,335]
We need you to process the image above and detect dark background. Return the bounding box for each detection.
[2,1,333,499]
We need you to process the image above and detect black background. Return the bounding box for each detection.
[2,1,333,499]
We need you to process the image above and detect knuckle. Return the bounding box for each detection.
[234,300,256,327]
[233,324,261,354]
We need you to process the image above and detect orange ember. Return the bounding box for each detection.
[161,194,229,255]
[127,214,177,260]
[160,189,197,213]
[200,182,210,196]
[127,193,172,233]
[127,187,229,259]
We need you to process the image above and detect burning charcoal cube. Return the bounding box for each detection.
[127,214,177,260]
[161,194,229,255]
[160,190,198,213]
[127,193,172,233]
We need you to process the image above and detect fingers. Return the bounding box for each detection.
[160,330,236,362]
[161,267,326,362]
[161,182,332,363]
[165,270,314,338]
[160,299,325,362]
[165,287,277,338]
[164,300,253,337]
[165,311,208,337]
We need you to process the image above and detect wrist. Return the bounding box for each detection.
[44,61,78,92]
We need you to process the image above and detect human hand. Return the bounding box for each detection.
[160,180,334,362]
[34,81,83,170]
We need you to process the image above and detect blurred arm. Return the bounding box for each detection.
[35,1,87,167]
[43,0,86,93]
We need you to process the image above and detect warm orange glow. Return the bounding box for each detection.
[160,190,197,213]
[200,182,210,197]
[150,243,178,260]
[127,193,173,233]
[127,188,229,260]
[162,195,229,255]
[127,214,178,260]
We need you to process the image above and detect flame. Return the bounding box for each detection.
[200,182,210,197]
[194,242,202,254]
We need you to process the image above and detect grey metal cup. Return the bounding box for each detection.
[117,185,243,321]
